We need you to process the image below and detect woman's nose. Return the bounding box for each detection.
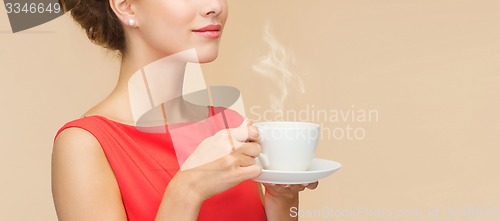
[200,0,224,17]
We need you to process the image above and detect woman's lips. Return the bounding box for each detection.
[192,24,222,39]
[193,31,221,39]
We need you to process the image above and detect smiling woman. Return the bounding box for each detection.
[52,0,317,220]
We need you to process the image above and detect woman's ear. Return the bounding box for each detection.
[109,0,138,27]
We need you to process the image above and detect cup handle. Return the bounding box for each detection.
[257,153,269,169]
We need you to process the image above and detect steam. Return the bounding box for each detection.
[252,23,305,115]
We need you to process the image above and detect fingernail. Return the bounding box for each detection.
[302,183,309,186]
[284,184,290,188]
[253,127,259,135]
[270,183,276,186]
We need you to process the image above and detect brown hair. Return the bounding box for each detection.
[60,0,126,54]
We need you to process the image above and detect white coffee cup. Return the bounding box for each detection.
[254,122,320,171]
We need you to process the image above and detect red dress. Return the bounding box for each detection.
[53,107,267,221]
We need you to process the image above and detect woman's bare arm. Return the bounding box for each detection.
[52,128,127,221]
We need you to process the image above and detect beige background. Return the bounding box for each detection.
[1,0,499,220]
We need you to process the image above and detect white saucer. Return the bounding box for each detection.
[253,158,342,184]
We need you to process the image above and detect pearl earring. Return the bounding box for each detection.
[128,19,136,26]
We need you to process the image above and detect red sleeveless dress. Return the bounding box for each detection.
[53,106,267,221]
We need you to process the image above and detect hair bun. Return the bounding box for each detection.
[60,0,125,54]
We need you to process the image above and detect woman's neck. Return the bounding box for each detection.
[110,49,210,125]
[90,42,209,126]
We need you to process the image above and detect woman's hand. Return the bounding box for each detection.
[180,119,259,171]
[179,141,263,200]
[156,119,262,221]
[181,118,261,200]
[262,182,319,221]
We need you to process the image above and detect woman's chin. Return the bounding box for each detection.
[196,51,219,63]
[152,46,220,63]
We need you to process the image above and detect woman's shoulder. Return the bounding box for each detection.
[52,116,109,155]
[54,116,103,140]
[54,100,134,142]
[52,117,107,177]
[53,125,101,151]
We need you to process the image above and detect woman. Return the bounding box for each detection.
[52,0,318,220]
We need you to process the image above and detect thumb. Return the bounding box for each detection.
[228,118,251,143]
